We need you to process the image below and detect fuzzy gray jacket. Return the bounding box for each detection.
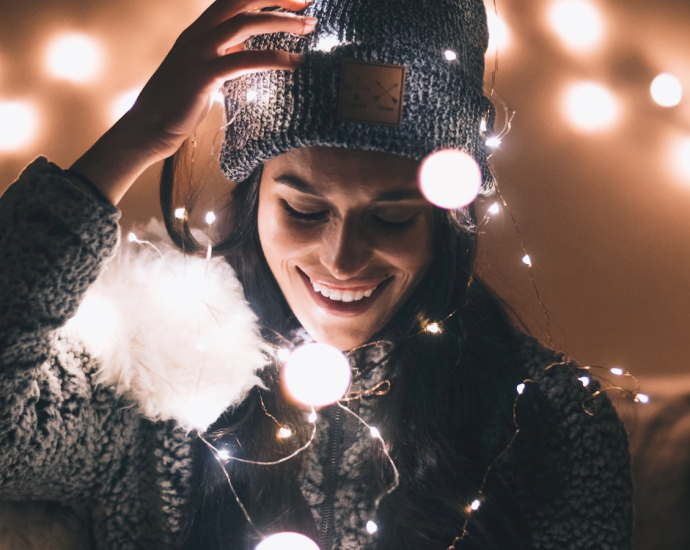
[0,158,633,549]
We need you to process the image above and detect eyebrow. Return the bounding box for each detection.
[274,174,425,202]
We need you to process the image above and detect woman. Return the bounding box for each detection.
[0,0,632,549]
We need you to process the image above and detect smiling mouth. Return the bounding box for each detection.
[297,268,392,317]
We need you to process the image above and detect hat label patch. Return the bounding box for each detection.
[338,59,406,127]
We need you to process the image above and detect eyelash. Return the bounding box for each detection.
[281,202,418,230]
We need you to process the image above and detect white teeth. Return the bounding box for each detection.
[309,279,378,302]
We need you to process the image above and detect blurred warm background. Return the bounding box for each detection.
[1,0,688,382]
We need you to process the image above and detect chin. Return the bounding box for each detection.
[302,321,376,352]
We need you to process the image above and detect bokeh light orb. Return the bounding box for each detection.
[110,88,140,124]
[651,73,683,108]
[562,82,620,133]
[45,33,103,83]
[670,137,690,185]
[283,343,351,407]
[486,9,511,53]
[547,0,605,52]
[255,532,320,550]
[418,149,482,209]
[0,101,38,153]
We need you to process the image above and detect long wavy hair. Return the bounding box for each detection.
[160,147,534,550]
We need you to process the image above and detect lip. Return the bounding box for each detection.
[297,268,392,317]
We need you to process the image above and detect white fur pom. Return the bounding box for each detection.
[63,222,268,433]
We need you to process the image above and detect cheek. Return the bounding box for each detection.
[257,200,316,268]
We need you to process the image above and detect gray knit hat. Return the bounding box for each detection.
[219,0,496,195]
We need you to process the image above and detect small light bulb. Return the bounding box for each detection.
[486,137,502,148]
[284,344,351,407]
[174,207,186,220]
[610,367,624,376]
[488,202,500,215]
[636,393,650,404]
[278,427,292,439]
[369,426,381,438]
[516,383,525,395]
[418,149,482,210]
[308,411,318,423]
[366,521,378,534]
[205,211,216,224]
[578,376,590,387]
[127,232,138,243]
[522,255,532,267]
[255,532,320,550]
[246,89,258,102]
[444,49,458,61]
[426,322,440,333]
[470,499,481,511]
[217,449,230,460]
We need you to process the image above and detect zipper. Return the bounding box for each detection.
[319,404,345,550]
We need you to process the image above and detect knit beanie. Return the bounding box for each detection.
[219,0,496,196]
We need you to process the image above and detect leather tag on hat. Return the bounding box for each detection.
[337,59,406,127]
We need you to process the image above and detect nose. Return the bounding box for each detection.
[319,216,373,280]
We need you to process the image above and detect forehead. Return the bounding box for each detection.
[262,146,421,198]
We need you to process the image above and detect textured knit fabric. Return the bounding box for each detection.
[219,0,496,194]
[0,158,633,549]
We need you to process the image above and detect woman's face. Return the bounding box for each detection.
[258,146,433,351]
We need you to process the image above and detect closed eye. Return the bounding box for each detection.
[281,201,328,222]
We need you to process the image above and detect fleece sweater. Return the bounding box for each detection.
[0,158,633,549]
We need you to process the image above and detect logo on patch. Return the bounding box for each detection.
[338,59,406,127]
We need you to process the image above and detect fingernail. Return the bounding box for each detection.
[290,53,306,63]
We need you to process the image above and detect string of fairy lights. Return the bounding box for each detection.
[1,0,664,548]
[115,3,661,548]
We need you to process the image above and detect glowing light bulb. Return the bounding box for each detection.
[547,0,605,53]
[610,367,624,376]
[217,449,230,460]
[127,232,138,243]
[426,322,440,333]
[488,202,500,215]
[418,149,482,209]
[315,35,340,52]
[670,137,690,184]
[369,426,381,438]
[246,89,258,102]
[522,254,532,267]
[578,376,590,387]
[562,82,620,133]
[470,499,481,511]
[283,343,351,407]
[205,211,216,224]
[110,88,140,124]
[277,348,291,362]
[174,208,186,220]
[212,90,224,104]
[651,73,683,108]
[255,532,320,550]
[486,137,502,148]
[366,521,378,534]
[308,411,318,423]
[444,49,458,61]
[486,10,511,52]
[0,101,38,153]
[636,393,650,404]
[516,383,525,395]
[278,427,292,439]
[45,33,103,83]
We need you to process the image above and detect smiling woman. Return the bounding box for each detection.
[258,147,433,350]
[0,0,632,548]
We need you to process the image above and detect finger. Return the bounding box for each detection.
[189,0,312,40]
[210,48,305,81]
[202,11,317,56]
